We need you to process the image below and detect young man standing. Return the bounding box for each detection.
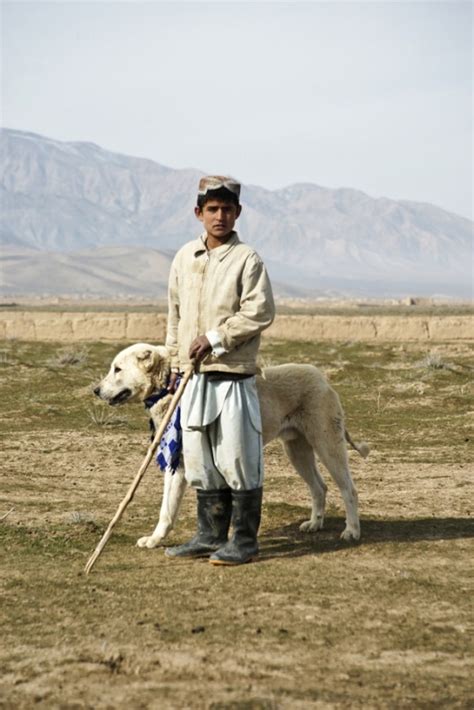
[164,175,275,565]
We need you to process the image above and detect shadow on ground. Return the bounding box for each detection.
[260,515,474,560]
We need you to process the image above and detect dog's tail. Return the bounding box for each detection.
[345,429,370,458]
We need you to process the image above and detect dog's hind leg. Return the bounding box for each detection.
[137,467,187,549]
[282,434,327,533]
[303,395,360,542]
[312,431,360,542]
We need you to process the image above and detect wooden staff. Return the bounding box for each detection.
[84,364,194,575]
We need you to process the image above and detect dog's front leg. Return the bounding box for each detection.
[137,467,187,549]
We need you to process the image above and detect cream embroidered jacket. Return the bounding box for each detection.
[165,231,275,374]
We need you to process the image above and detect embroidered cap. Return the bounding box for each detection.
[197,175,241,199]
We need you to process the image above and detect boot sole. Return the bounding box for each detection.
[208,556,255,566]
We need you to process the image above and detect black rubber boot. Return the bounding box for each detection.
[165,488,231,559]
[209,488,263,566]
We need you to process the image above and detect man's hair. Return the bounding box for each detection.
[196,186,240,210]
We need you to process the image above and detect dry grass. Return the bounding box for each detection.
[87,402,130,428]
[47,346,89,367]
[0,338,472,709]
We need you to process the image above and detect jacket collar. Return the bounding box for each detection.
[193,231,240,261]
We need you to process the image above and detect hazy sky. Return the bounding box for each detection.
[2,0,472,218]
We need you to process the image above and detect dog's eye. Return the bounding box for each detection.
[114,366,122,373]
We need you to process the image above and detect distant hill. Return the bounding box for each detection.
[0,245,173,297]
[0,244,310,299]
[1,128,472,297]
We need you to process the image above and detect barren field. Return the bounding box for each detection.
[1,338,473,709]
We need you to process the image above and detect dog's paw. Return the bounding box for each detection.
[136,535,162,549]
[299,518,324,533]
[340,525,360,542]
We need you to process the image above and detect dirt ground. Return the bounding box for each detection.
[0,339,473,709]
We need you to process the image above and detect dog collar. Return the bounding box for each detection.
[144,387,170,410]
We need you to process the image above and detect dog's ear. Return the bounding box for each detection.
[136,349,160,372]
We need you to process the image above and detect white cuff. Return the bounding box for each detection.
[206,329,227,357]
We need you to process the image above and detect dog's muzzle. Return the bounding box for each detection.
[94,386,132,406]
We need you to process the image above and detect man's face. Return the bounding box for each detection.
[194,199,241,241]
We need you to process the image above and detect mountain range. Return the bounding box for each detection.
[0,128,472,298]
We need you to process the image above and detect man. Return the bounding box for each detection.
[164,175,275,565]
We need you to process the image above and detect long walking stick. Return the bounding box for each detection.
[84,364,195,575]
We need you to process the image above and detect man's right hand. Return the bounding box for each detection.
[189,335,212,362]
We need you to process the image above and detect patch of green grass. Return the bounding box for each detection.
[1,339,472,460]
[260,340,473,464]
[0,522,106,556]
[0,341,145,433]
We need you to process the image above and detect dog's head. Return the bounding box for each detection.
[94,343,170,406]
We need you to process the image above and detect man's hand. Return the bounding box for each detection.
[167,335,211,392]
[189,335,212,362]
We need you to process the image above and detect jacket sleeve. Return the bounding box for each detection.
[165,256,180,370]
[215,253,275,352]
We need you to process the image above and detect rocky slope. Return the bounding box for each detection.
[1,128,472,297]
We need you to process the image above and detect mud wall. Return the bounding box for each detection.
[0,311,472,342]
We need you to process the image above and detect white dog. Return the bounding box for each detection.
[94,343,368,549]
